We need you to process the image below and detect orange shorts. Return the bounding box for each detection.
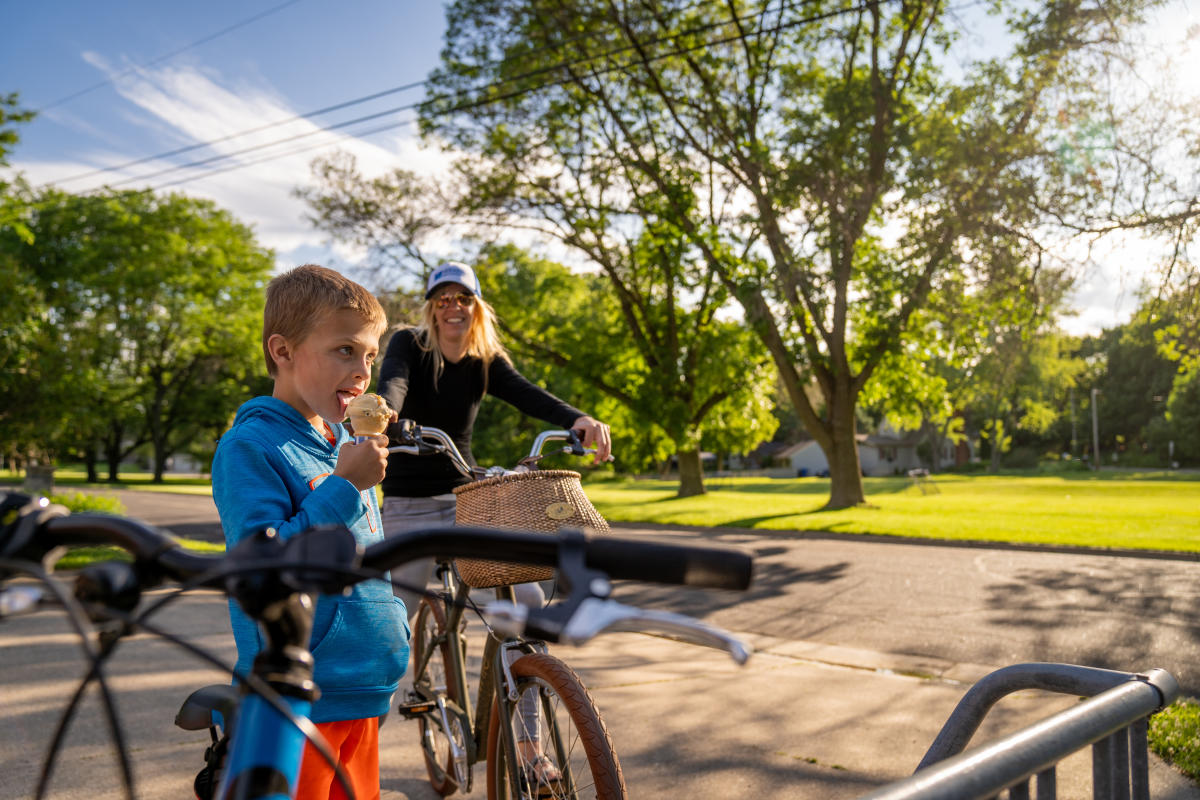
[293,717,381,800]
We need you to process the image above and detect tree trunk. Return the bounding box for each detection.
[823,389,866,508]
[927,421,944,473]
[105,439,121,482]
[676,448,706,498]
[153,446,167,483]
[986,418,1003,473]
[84,447,98,483]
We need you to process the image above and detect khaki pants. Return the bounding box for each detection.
[380,494,546,741]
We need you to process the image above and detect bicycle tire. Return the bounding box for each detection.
[485,653,626,800]
[413,597,469,796]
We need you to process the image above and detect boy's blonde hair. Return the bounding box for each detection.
[414,292,508,383]
[263,264,386,376]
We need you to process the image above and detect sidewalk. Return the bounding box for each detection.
[3,590,1195,799]
[379,623,1199,799]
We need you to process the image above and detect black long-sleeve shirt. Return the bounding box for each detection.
[376,328,585,497]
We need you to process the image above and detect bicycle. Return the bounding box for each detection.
[0,490,751,800]
[386,423,750,800]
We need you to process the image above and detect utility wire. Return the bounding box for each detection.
[105,99,420,188]
[58,0,736,186]
[139,0,891,193]
[150,117,418,190]
[56,79,425,185]
[37,0,304,113]
[122,0,828,189]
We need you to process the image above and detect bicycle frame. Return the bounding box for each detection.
[218,692,311,797]
[211,565,347,800]
[2,491,751,800]
[409,558,552,794]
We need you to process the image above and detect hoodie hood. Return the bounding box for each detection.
[230,396,344,452]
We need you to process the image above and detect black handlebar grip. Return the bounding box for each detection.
[585,535,753,591]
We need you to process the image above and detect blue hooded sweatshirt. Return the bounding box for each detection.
[212,395,409,723]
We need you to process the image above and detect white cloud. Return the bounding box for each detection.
[14,58,448,269]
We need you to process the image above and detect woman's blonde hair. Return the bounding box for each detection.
[414,291,509,383]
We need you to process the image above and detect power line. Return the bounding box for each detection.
[56,79,426,185]
[150,117,418,190]
[130,0,891,193]
[37,0,304,113]
[56,0,727,187]
[105,99,422,188]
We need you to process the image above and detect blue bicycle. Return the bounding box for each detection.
[0,491,752,800]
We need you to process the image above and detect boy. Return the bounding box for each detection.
[212,264,409,800]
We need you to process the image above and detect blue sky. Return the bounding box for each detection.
[3,0,1198,335]
[3,0,450,278]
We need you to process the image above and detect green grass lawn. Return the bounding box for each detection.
[1151,699,1200,782]
[0,468,213,495]
[585,471,1200,552]
[52,538,225,571]
[6,467,1199,552]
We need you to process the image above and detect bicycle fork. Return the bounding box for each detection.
[492,637,581,799]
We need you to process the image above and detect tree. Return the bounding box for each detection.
[0,93,42,470]
[1162,364,1200,464]
[0,92,35,244]
[1140,270,1200,464]
[1080,311,1179,458]
[0,188,274,481]
[301,156,778,496]
[474,244,777,492]
[421,0,1183,507]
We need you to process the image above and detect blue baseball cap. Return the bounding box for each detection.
[425,261,482,300]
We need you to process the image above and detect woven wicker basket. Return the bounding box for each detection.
[453,469,609,588]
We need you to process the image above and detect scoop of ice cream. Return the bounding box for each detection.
[346,392,391,436]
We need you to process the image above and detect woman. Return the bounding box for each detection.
[376,260,610,785]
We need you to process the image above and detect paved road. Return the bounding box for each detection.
[608,524,1200,694]
[12,589,1195,800]
[84,486,225,543]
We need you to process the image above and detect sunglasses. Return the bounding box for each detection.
[435,292,476,309]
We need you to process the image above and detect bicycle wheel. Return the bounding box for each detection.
[485,652,626,800]
[413,597,469,796]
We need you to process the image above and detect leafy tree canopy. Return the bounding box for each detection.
[420,0,1192,506]
[0,187,274,479]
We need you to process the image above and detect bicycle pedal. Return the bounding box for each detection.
[394,699,438,719]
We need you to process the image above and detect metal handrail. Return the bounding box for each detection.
[856,667,1179,800]
[917,663,1163,769]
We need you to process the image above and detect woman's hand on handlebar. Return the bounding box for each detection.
[571,415,611,463]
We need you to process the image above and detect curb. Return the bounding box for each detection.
[610,521,1200,563]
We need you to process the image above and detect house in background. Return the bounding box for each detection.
[773,422,956,477]
[858,428,923,476]
[727,440,791,471]
[776,439,832,477]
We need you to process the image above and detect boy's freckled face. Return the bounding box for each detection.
[278,309,381,427]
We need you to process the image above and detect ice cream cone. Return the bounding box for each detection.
[346,392,391,442]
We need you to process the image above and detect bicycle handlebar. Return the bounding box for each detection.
[3,495,753,601]
[386,423,606,479]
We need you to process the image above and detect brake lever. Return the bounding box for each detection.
[565,430,586,457]
[387,442,444,456]
[485,528,610,642]
[484,588,752,664]
[560,598,752,664]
